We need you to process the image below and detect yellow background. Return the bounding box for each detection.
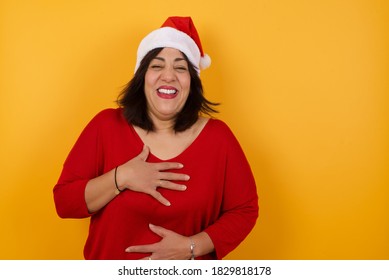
[1,0,388,259]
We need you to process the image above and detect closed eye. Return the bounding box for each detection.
[174,66,188,72]
[150,64,163,69]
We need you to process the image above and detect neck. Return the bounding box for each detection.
[150,116,176,134]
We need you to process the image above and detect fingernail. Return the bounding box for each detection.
[165,201,171,206]
[181,185,187,190]
[178,163,184,168]
[185,175,190,180]
[149,223,155,228]
[125,248,131,252]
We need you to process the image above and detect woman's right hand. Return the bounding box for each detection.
[116,145,189,206]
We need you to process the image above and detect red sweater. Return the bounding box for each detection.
[53,108,258,259]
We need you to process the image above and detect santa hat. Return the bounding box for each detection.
[135,16,211,74]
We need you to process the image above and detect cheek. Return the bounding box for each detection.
[145,70,158,85]
[179,80,190,100]
[144,75,157,93]
[180,75,191,91]
[181,90,190,102]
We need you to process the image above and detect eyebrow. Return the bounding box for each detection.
[153,56,186,62]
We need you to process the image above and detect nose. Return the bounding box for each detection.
[161,66,176,82]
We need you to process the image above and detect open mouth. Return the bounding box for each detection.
[157,87,178,99]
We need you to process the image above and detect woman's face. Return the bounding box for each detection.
[144,47,191,123]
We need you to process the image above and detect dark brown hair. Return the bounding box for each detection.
[117,48,219,132]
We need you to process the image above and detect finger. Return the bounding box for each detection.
[149,190,171,206]
[159,172,190,182]
[158,180,187,191]
[137,145,150,162]
[125,244,155,253]
[153,161,184,171]
[148,223,170,238]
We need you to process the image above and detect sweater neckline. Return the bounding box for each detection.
[127,117,214,161]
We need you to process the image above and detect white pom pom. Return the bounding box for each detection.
[200,53,211,70]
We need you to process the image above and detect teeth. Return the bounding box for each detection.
[158,88,177,95]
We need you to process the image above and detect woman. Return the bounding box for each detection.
[53,16,258,260]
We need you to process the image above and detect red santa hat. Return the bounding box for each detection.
[135,16,211,74]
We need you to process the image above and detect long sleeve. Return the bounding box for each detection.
[203,122,259,259]
[53,111,105,218]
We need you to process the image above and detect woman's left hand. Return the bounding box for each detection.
[125,224,192,260]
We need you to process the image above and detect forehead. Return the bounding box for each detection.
[154,47,186,59]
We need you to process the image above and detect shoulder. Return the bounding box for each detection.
[92,108,122,121]
[206,119,251,163]
[79,108,127,136]
[207,118,235,136]
[203,118,240,146]
[88,108,126,127]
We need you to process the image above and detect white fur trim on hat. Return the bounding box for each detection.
[135,27,208,74]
